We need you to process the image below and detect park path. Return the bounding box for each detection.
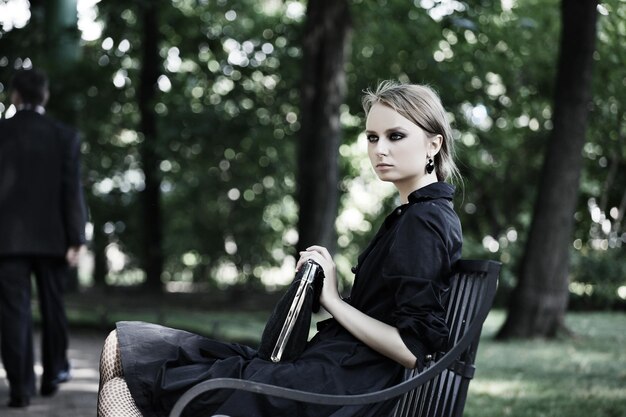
[0,329,105,417]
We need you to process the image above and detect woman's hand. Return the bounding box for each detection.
[296,247,418,368]
[295,245,340,308]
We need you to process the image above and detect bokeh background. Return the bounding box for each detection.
[1,1,626,416]
[1,0,623,312]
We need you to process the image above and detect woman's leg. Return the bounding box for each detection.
[98,377,143,417]
[99,330,123,386]
[97,330,143,417]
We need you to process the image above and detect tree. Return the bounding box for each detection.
[497,0,599,338]
[137,1,164,292]
[47,0,82,291]
[3,0,622,298]
[296,0,352,253]
[45,0,79,66]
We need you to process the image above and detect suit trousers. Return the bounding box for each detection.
[0,256,70,398]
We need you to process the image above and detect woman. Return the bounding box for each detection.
[97,81,462,417]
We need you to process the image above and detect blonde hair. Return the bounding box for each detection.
[362,80,461,183]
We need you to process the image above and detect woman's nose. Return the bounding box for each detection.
[374,138,389,156]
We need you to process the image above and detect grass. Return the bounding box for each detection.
[62,304,272,346]
[466,311,626,417]
[54,297,626,417]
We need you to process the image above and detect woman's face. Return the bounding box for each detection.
[365,103,438,195]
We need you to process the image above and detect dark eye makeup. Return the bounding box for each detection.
[365,130,406,143]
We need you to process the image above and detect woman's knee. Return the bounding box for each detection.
[100,329,121,372]
[104,329,118,347]
[102,330,120,356]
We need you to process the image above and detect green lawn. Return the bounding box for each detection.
[60,301,626,417]
[466,311,626,417]
[63,304,272,346]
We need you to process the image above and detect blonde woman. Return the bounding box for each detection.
[97,81,462,417]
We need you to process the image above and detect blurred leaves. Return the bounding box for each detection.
[0,0,624,305]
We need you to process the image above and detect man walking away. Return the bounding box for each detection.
[0,68,87,408]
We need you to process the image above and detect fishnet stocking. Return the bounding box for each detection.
[97,330,143,417]
[99,330,123,386]
[98,377,143,417]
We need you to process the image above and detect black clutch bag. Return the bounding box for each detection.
[258,260,324,362]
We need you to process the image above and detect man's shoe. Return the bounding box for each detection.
[7,396,30,408]
[40,380,59,397]
[55,369,72,384]
[40,369,72,397]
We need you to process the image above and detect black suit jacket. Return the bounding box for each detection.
[0,109,86,256]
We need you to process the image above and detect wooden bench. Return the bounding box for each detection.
[169,259,500,417]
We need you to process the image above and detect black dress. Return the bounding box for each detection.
[117,182,462,417]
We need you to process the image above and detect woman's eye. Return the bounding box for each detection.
[389,132,404,141]
[366,135,378,143]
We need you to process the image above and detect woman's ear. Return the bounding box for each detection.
[430,134,443,156]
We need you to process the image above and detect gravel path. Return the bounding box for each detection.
[0,330,106,417]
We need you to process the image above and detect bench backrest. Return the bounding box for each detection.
[392,260,500,417]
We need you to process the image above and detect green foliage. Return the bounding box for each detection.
[85,1,307,286]
[344,0,561,283]
[569,248,626,310]
[1,0,624,305]
[2,0,307,287]
[344,0,625,308]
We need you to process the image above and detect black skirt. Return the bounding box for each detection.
[117,320,403,417]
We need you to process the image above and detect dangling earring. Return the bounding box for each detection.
[426,156,435,174]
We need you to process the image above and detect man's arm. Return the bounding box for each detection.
[61,128,87,260]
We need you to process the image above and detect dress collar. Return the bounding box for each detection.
[383,182,455,226]
[407,182,455,204]
[354,182,456,276]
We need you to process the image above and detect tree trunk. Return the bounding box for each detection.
[44,0,80,66]
[44,0,82,292]
[91,217,108,289]
[296,0,352,254]
[138,2,164,292]
[497,0,598,339]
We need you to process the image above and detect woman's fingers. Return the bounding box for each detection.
[296,250,322,269]
[296,247,340,304]
[296,247,333,274]
[306,245,332,260]
[295,250,316,271]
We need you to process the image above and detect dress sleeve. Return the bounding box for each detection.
[382,203,452,368]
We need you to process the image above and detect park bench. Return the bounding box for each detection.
[169,259,501,417]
